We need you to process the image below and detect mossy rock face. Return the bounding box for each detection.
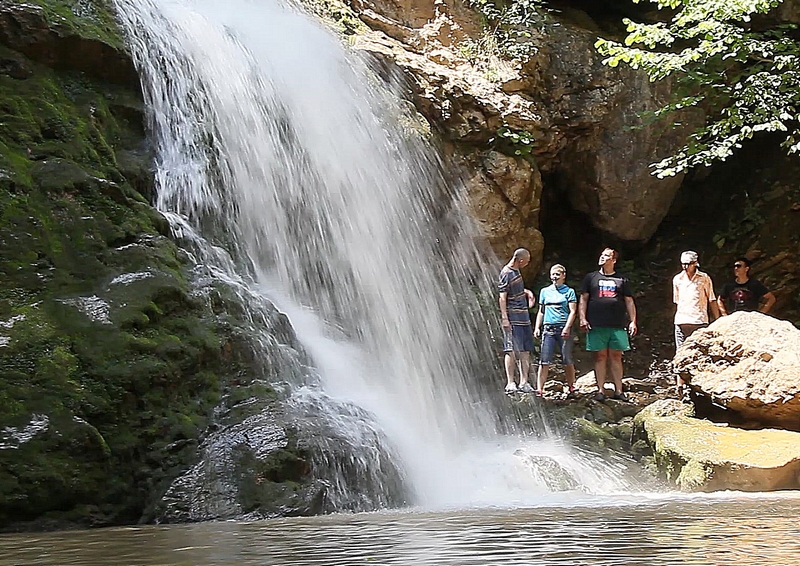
[0,0,302,530]
[0,0,138,87]
[634,400,800,492]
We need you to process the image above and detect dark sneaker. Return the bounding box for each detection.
[593,392,606,402]
[612,392,628,402]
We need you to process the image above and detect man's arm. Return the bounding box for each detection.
[710,299,720,320]
[499,292,511,329]
[717,297,728,316]
[760,292,776,314]
[533,304,544,338]
[707,277,720,320]
[625,296,638,337]
[524,288,535,308]
[717,285,729,316]
[563,301,577,337]
[579,293,590,331]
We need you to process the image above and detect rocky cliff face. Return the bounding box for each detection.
[310,0,702,267]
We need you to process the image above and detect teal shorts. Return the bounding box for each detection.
[586,327,630,352]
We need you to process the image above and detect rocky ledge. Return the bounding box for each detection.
[512,312,800,492]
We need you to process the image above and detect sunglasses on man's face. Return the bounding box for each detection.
[681,262,695,266]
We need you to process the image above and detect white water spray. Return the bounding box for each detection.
[114,0,638,510]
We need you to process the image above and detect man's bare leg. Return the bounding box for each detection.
[504,352,517,387]
[536,363,550,392]
[518,351,531,387]
[565,364,576,391]
[594,349,609,397]
[609,349,624,395]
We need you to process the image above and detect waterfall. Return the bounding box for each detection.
[113,0,636,514]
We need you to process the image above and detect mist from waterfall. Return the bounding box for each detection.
[113,0,637,511]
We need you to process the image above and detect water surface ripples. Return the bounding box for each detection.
[3,493,800,565]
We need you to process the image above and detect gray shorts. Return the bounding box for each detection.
[502,324,534,353]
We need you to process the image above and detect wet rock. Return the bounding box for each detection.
[156,393,409,522]
[634,400,800,491]
[570,417,620,451]
[155,411,317,522]
[515,451,580,491]
[674,312,800,431]
[0,0,307,530]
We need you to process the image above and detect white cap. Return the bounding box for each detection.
[680,251,698,264]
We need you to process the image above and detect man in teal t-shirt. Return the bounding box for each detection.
[533,263,577,396]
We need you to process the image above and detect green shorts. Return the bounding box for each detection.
[586,327,630,352]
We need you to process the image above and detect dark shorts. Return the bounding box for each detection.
[502,324,534,353]
[540,324,574,366]
[675,323,707,349]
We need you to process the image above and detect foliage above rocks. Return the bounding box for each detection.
[596,0,800,176]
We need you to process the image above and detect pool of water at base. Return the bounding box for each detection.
[3,492,800,566]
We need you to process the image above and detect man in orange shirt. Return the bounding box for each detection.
[672,251,719,398]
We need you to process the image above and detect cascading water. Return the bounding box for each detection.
[113,0,639,514]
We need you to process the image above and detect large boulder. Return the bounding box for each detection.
[537,23,701,242]
[674,312,800,431]
[635,400,800,491]
[461,150,543,262]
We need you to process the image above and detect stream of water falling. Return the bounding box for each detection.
[112,0,638,512]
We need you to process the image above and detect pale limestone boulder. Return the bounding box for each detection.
[462,150,543,263]
[635,400,800,491]
[674,312,800,430]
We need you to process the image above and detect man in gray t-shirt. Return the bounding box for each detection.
[499,248,535,394]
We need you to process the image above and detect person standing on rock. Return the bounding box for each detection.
[499,248,536,394]
[673,251,719,349]
[533,263,577,397]
[672,251,719,400]
[579,248,637,402]
[717,257,776,316]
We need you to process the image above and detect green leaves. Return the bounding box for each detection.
[491,125,535,157]
[597,0,800,175]
[466,0,546,60]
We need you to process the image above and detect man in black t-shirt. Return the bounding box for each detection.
[579,248,637,402]
[717,257,776,315]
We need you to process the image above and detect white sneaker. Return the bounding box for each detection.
[504,383,518,394]
[518,383,536,394]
